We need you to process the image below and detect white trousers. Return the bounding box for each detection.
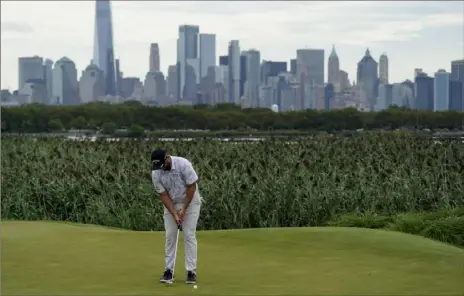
[164,201,201,273]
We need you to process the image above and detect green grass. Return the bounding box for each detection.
[2,221,464,295]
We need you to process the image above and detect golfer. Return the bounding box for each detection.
[151,149,201,284]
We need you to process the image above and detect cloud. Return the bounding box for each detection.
[338,12,463,45]
[1,21,33,34]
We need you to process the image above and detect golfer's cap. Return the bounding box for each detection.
[151,149,167,170]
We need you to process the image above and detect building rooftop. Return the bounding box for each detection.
[329,45,338,58]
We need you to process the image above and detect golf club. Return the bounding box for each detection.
[169,224,182,284]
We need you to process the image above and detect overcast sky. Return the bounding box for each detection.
[1,1,463,90]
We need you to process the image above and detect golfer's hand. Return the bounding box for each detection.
[178,209,185,220]
[173,213,182,226]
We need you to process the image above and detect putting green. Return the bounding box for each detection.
[2,221,463,295]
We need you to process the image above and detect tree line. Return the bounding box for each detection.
[1,101,463,133]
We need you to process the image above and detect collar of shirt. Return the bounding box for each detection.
[167,157,177,171]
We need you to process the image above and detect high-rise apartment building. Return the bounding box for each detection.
[93,0,117,96]
[328,45,340,85]
[433,69,450,111]
[228,40,240,103]
[199,34,216,79]
[18,56,44,91]
[177,25,199,101]
[149,43,160,72]
[52,57,79,105]
[379,53,388,84]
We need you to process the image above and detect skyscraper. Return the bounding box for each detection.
[149,43,160,72]
[242,49,261,106]
[167,65,178,100]
[261,61,287,85]
[177,25,199,101]
[43,59,53,104]
[219,56,229,66]
[433,69,450,111]
[93,0,117,96]
[415,73,434,110]
[52,57,79,105]
[296,49,325,86]
[228,40,240,103]
[356,49,379,109]
[449,80,463,112]
[18,56,44,91]
[79,64,105,104]
[199,34,216,79]
[414,68,423,78]
[327,45,339,85]
[290,59,297,75]
[297,49,325,109]
[379,53,389,84]
[450,59,464,81]
[450,59,464,111]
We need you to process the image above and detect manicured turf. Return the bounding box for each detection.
[2,221,463,295]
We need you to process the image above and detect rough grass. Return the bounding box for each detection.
[2,221,464,295]
[329,207,464,247]
[3,135,463,231]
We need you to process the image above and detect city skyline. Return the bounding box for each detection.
[1,1,463,90]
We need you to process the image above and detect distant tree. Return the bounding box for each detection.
[48,119,64,131]
[101,122,117,135]
[70,116,87,129]
[87,119,97,130]
[128,124,145,138]
[1,103,463,133]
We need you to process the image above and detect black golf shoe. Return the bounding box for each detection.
[160,269,173,283]
[186,270,196,284]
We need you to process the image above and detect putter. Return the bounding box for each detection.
[169,224,182,284]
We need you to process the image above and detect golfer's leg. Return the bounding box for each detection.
[164,212,178,270]
[183,202,201,272]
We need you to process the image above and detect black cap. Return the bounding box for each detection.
[151,149,167,170]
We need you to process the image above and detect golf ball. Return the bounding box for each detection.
[193,285,198,289]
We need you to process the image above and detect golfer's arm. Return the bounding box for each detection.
[183,182,197,211]
[160,191,177,217]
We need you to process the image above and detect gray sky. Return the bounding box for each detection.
[1,1,463,90]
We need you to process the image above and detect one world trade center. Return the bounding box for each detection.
[93,0,117,95]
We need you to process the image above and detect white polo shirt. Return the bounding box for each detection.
[151,156,201,204]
